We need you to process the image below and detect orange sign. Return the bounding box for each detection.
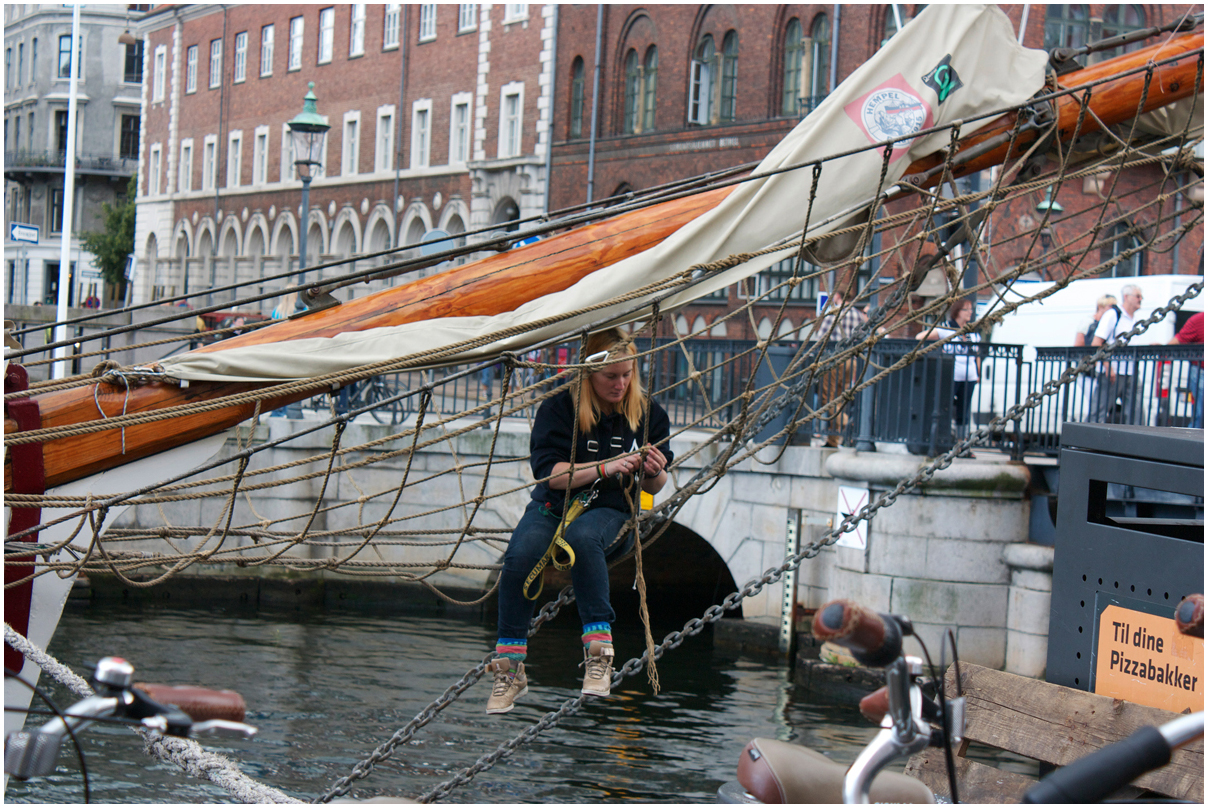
[1095,604,1204,714]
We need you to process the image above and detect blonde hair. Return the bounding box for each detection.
[1096,294,1118,310]
[575,327,645,433]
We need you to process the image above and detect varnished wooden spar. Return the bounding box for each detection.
[8,187,731,491]
[5,30,1203,493]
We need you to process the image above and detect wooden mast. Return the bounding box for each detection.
[5,31,1203,492]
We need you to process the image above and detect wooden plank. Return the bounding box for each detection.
[947,663,1203,801]
[905,752,1036,804]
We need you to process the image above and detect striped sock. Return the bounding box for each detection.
[495,638,527,662]
[582,622,612,648]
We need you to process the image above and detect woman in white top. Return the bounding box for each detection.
[916,298,982,434]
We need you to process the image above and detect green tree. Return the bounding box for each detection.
[80,175,137,303]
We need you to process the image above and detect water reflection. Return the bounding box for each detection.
[5,604,875,803]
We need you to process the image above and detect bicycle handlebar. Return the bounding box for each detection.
[1021,712,1204,804]
[5,657,256,781]
[812,599,909,668]
[1176,594,1204,638]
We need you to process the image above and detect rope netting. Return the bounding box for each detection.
[4,51,1204,803]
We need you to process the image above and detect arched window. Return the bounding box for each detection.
[623,48,641,134]
[569,56,585,139]
[1101,5,1146,59]
[1101,221,1145,278]
[781,19,804,117]
[642,46,658,132]
[719,31,738,122]
[807,14,831,112]
[688,34,715,126]
[1045,5,1089,52]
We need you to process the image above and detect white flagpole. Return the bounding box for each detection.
[53,3,81,379]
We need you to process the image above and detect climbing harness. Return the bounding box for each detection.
[522,490,596,601]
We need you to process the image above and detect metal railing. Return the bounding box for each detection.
[274,337,1202,458]
[4,150,138,174]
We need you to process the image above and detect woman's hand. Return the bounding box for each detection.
[639,445,667,477]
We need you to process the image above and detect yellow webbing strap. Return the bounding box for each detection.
[522,492,593,601]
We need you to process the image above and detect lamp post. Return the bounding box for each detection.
[287,83,329,288]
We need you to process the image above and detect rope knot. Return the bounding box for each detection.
[91,359,122,378]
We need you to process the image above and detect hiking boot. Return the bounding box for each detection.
[486,658,528,714]
[580,641,614,697]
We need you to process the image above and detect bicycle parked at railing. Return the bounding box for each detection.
[5,657,256,803]
[719,596,1204,804]
[333,376,408,425]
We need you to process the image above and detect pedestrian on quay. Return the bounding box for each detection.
[1091,284,1144,424]
[916,297,982,450]
[1167,310,1204,429]
[1074,294,1118,421]
[812,291,868,447]
[486,327,673,714]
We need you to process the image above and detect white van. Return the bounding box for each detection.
[980,275,1203,347]
[971,275,1203,438]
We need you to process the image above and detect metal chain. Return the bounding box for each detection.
[312,586,575,803]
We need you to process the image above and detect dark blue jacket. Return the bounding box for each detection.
[529,389,673,514]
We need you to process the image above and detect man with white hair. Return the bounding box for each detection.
[1091,283,1144,423]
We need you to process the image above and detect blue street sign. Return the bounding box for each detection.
[9,223,39,243]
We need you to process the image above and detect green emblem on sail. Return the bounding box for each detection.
[922,55,964,104]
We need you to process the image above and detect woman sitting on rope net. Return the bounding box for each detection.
[487,327,673,714]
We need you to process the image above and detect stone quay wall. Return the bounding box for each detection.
[109,417,1050,675]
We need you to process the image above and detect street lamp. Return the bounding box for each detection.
[287,82,329,286]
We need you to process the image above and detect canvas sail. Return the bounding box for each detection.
[161,4,1048,384]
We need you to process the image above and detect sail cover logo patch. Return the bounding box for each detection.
[844,74,934,162]
[922,55,964,104]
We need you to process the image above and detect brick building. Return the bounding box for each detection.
[130,4,1201,328]
[131,3,555,309]
[548,4,1202,340]
[4,3,149,307]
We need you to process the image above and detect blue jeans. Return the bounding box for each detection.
[1191,364,1203,429]
[497,500,633,640]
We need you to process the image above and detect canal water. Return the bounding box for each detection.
[6,603,877,804]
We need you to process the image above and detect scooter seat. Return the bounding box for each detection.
[736,737,935,804]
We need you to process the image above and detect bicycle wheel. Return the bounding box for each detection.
[367,382,406,425]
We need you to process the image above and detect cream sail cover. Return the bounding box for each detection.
[161,4,1049,383]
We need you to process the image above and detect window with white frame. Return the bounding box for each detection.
[280,123,293,182]
[185,44,198,92]
[148,143,162,196]
[458,4,477,32]
[410,100,431,168]
[341,111,360,175]
[227,130,243,186]
[152,45,166,101]
[375,105,395,173]
[383,4,401,49]
[419,5,437,41]
[688,35,715,125]
[318,8,334,64]
[202,135,217,191]
[350,4,366,56]
[449,92,471,164]
[179,139,194,192]
[260,24,273,76]
[233,31,247,83]
[209,38,222,88]
[289,16,303,70]
[253,126,270,185]
[499,83,523,158]
[504,4,527,24]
